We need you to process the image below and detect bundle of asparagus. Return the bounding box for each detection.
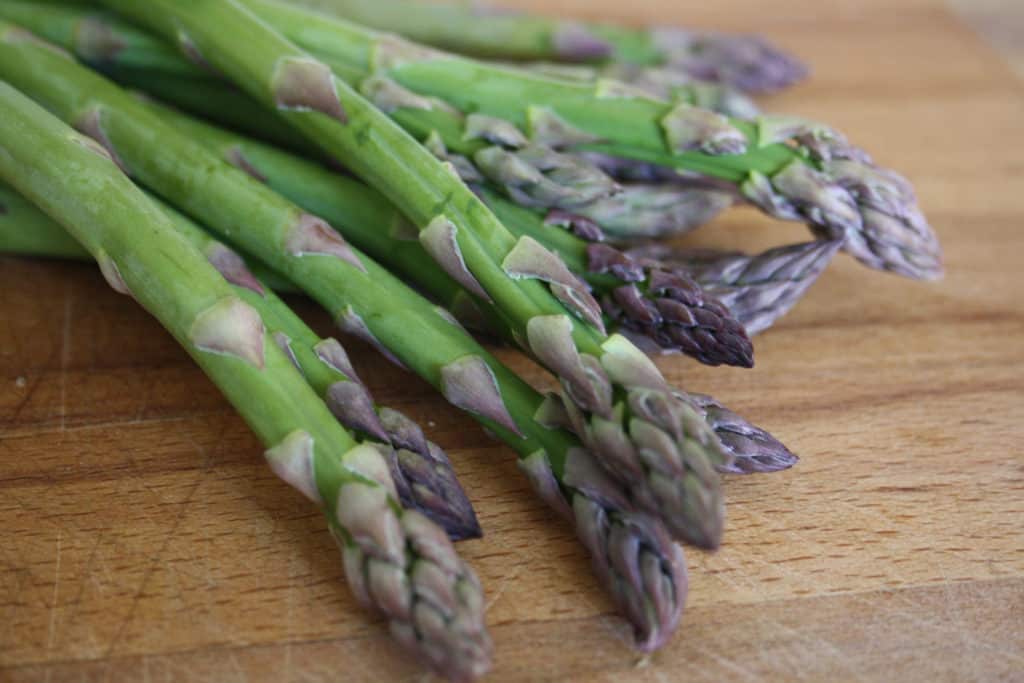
[0,0,941,679]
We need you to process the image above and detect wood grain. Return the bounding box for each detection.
[2,1,1023,681]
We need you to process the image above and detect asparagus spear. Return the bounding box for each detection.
[143,100,789,468]
[0,79,491,681]
[0,22,704,646]
[92,0,733,548]
[289,0,807,94]
[236,0,943,281]
[629,240,844,336]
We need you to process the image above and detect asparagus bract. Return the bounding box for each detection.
[0,80,490,681]
[289,0,807,93]
[93,0,731,549]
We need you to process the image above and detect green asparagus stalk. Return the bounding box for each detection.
[289,0,808,94]
[0,22,699,647]
[238,0,944,281]
[93,0,733,548]
[0,183,299,294]
[0,1,739,243]
[0,79,490,681]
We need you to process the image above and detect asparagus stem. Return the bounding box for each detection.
[138,100,796,467]
[0,170,478,536]
[0,80,490,681]
[0,22,695,647]
[93,0,732,549]
[0,0,940,278]
[288,0,807,93]
[0,190,691,656]
[129,95,748,367]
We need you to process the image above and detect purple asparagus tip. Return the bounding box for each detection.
[553,23,615,62]
[652,29,809,94]
[678,392,799,475]
[380,408,483,541]
[589,244,755,367]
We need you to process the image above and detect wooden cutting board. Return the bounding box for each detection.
[2,1,1022,680]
